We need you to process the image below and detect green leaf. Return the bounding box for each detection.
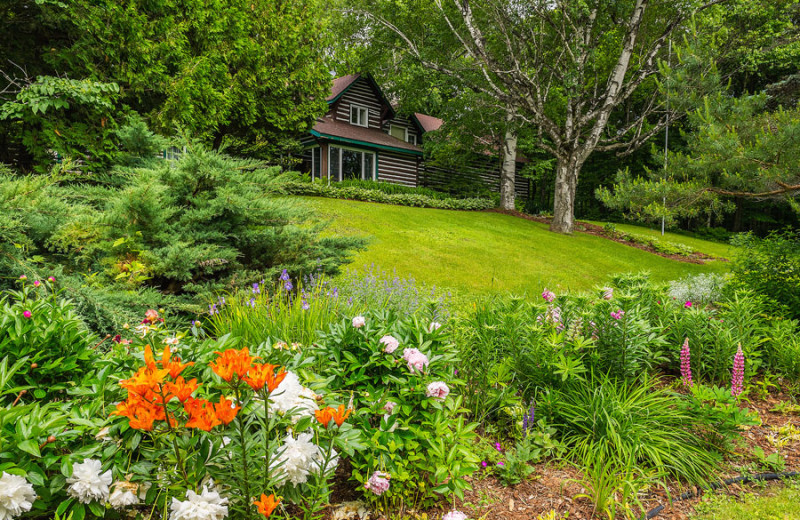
[17,440,41,458]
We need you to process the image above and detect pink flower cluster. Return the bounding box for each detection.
[731,344,745,397]
[610,309,625,320]
[680,338,693,388]
[364,471,390,496]
[426,381,450,401]
[403,348,429,374]
[443,511,468,520]
[542,289,556,303]
[379,335,399,353]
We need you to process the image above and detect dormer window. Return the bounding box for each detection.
[350,105,369,127]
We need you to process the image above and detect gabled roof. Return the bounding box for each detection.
[311,116,423,156]
[326,73,397,120]
[326,74,359,102]
[412,112,444,133]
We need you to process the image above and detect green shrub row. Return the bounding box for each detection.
[603,223,696,256]
[284,180,497,210]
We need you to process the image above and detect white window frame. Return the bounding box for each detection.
[350,104,369,127]
[309,147,322,181]
[407,133,417,145]
[328,145,376,182]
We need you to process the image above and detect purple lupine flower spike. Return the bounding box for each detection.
[731,344,745,397]
[680,338,693,388]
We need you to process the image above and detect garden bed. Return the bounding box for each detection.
[487,209,723,264]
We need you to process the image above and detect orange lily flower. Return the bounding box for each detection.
[245,363,287,392]
[314,407,335,427]
[157,345,194,378]
[120,364,169,397]
[315,404,352,428]
[253,493,281,517]
[214,396,240,425]
[331,404,352,426]
[210,348,253,382]
[164,376,199,402]
[184,398,221,431]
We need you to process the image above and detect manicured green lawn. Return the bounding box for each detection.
[691,481,800,519]
[585,220,735,259]
[306,197,730,294]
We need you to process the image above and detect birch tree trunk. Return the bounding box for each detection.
[550,155,583,234]
[499,115,518,211]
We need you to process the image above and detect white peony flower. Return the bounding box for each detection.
[109,482,138,509]
[67,459,112,504]
[442,511,468,520]
[270,432,332,487]
[268,371,318,420]
[169,486,228,520]
[352,316,366,328]
[0,472,36,520]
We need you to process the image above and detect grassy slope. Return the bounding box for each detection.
[691,482,800,519]
[585,220,734,259]
[307,197,729,294]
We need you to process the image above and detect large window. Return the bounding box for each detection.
[328,146,375,181]
[350,105,369,127]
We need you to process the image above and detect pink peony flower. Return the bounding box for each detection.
[684,301,692,308]
[379,335,399,353]
[48,276,56,282]
[33,280,40,287]
[403,348,429,374]
[364,471,390,496]
[443,511,468,520]
[383,401,397,414]
[19,275,27,280]
[731,344,745,397]
[352,316,366,328]
[426,382,450,401]
[541,289,556,303]
[23,311,32,319]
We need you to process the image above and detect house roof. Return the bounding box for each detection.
[311,116,423,156]
[412,112,444,133]
[326,74,360,102]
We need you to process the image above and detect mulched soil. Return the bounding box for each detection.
[484,209,724,264]
[326,380,800,520]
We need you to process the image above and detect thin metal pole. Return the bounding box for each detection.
[662,39,671,236]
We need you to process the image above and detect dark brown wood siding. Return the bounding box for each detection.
[335,78,384,129]
[420,157,530,198]
[378,151,418,187]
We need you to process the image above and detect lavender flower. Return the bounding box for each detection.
[252,283,260,295]
[301,299,310,310]
[731,344,745,397]
[680,338,693,388]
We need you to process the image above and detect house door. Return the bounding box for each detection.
[342,150,362,180]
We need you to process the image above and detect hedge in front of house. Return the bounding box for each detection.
[284,181,497,210]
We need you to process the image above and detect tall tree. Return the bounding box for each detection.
[347,0,757,232]
[1,0,333,166]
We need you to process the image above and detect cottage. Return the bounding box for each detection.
[301,74,529,197]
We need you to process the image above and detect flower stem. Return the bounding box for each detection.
[234,384,253,520]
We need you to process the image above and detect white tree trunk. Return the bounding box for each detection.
[550,155,581,234]
[499,118,518,211]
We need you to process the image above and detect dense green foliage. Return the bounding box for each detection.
[285,180,496,210]
[729,229,800,319]
[1,0,332,167]
[1,139,362,333]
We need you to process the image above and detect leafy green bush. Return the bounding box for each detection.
[763,318,800,381]
[314,311,478,512]
[284,180,496,210]
[730,229,800,318]
[0,280,99,398]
